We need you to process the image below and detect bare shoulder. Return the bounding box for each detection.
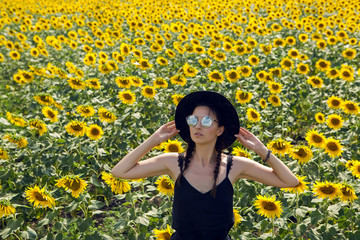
[228,155,258,182]
[155,152,181,179]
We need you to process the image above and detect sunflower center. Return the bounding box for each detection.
[331,100,340,106]
[145,88,154,95]
[40,96,51,102]
[342,71,350,77]
[271,97,279,103]
[319,62,328,68]
[211,73,222,80]
[345,51,353,57]
[65,179,81,191]
[320,186,335,195]
[295,148,307,157]
[311,78,321,84]
[329,70,337,75]
[91,128,100,135]
[341,187,352,196]
[331,118,340,125]
[82,108,90,113]
[168,144,179,152]
[229,72,237,79]
[345,103,355,110]
[326,142,339,151]
[102,112,112,119]
[300,66,307,71]
[47,110,55,118]
[241,68,249,74]
[312,134,323,143]
[262,201,276,210]
[239,92,249,100]
[161,180,173,189]
[123,93,133,100]
[251,111,258,118]
[71,79,82,86]
[71,124,83,131]
[34,192,47,202]
[273,142,286,150]
[283,60,292,67]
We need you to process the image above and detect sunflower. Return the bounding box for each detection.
[207,70,224,83]
[3,134,28,148]
[326,68,339,79]
[0,201,16,218]
[137,58,153,70]
[305,129,326,148]
[339,68,354,82]
[120,43,131,56]
[268,82,282,94]
[259,98,267,108]
[248,55,260,66]
[259,44,272,55]
[29,119,47,136]
[6,112,27,127]
[115,77,131,89]
[171,94,185,106]
[312,181,340,200]
[86,124,103,140]
[232,146,251,158]
[101,172,131,194]
[170,75,187,86]
[327,96,343,109]
[25,185,55,208]
[163,140,184,153]
[281,176,309,194]
[86,78,101,89]
[345,160,358,172]
[153,224,173,240]
[42,106,58,122]
[315,59,331,72]
[155,175,174,196]
[307,76,323,88]
[269,68,282,78]
[233,208,242,226]
[156,57,168,66]
[299,33,308,43]
[350,161,360,179]
[237,66,252,77]
[280,57,293,71]
[34,94,54,106]
[76,105,95,118]
[153,78,168,88]
[182,63,198,77]
[235,90,252,104]
[198,58,212,68]
[213,52,226,61]
[225,69,239,83]
[65,120,87,137]
[9,51,21,60]
[297,63,310,75]
[267,139,292,156]
[98,107,117,123]
[254,195,282,219]
[324,138,343,158]
[246,108,261,122]
[165,49,176,58]
[141,86,156,99]
[338,183,358,203]
[55,175,88,198]
[342,48,356,60]
[0,148,9,160]
[315,112,325,124]
[326,114,343,130]
[68,77,86,90]
[268,95,281,107]
[290,146,313,164]
[341,100,359,115]
[288,49,299,59]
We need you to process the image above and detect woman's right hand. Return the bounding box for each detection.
[151,120,180,145]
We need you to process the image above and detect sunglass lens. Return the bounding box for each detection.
[201,116,213,128]
[186,115,197,126]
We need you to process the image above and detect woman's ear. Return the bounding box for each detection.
[217,126,225,136]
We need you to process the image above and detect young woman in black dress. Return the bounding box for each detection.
[111,91,299,240]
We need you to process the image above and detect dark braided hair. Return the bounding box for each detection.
[210,140,224,198]
[176,140,195,186]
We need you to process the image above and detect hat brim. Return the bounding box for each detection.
[175,91,240,150]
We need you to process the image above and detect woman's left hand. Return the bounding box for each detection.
[235,127,266,152]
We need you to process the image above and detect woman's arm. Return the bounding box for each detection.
[234,127,299,187]
[111,121,180,179]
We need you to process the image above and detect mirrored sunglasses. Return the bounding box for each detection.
[186,115,217,128]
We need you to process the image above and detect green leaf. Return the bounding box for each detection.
[90,174,102,187]
[88,200,105,210]
[78,217,93,232]
[135,215,149,226]
[114,219,127,230]
[327,203,341,218]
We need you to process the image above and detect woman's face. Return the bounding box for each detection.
[188,106,224,145]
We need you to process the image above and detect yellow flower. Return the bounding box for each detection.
[198,58,212,68]
[55,175,88,198]
[254,195,282,219]
[182,63,198,78]
[115,77,131,88]
[42,106,58,122]
[101,172,131,194]
[208,70,224,83]
[248,55,260,66]
[259,98,267,108]
[0,202,16,218]
[235,90,252,104]
[246,108,261,122]
[297,63,310,75]
[153,78,168,88]
[86,78,101,89]
[268,82,282,94]
[281,176,309,194]
[342,48,356,60]
[86,124,103,140]
[9,50,21,60]
[312,181,341,200]
[141,86,156,99]
[305,129,326,148]
[315,59,331,72]
[315,112,325,124]
[170,75,187,86]
[225,69,240,83]
[156,57,168,66]
[153,224,173,240]
[338,183,358,203]
[76,105,95,118]
[68,77,86,90]
[118,90,136,104]
[98,107,117,123]
[280,57,293,71]
[259,44,272,55]
[233,208,242,226]
[268,95,281,107]
[327,96,343,109]
[171,94,185,106]
[34,94,54,106]
[267,139,292,156]
[290,146,313,164]
[155,175,174,196]
[341,100,359,115]
[65,120,87,137]
[307,76,323,88]
[137,58,153,70]
[29,119,47,136]
[326,114,343,130]
[288,49,299,59]
[25,185,55,208]
[232,146,251,158]
[163,140,184,153]
[339,67,354,82]
[324,138,343,158]
[3,134,28,148]
[350,161,360,178]
[326,68,339,79]
[0,148,9,160]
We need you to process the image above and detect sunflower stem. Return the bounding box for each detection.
[271,217,275,237]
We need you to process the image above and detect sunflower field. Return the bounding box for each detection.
[0,0,360,239]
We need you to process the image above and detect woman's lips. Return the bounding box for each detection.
[194,133,203,136]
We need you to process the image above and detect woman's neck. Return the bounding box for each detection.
[192,144,218,167]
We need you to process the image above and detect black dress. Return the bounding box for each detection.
[171,154,234,240]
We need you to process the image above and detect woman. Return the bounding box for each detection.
[111,91,299,240]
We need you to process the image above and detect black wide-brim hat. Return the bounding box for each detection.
[175,91,240,150]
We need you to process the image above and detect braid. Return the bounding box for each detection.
[176,141,195,186]
[210,142,223,198]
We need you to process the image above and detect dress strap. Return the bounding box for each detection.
[226,155,233,177]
